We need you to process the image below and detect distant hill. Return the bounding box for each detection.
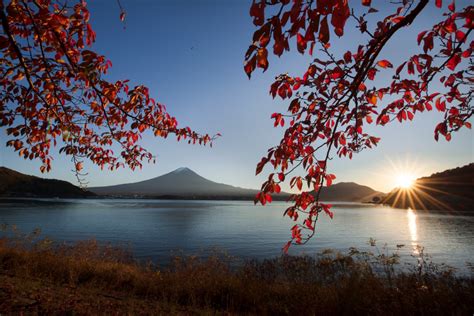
[90,167,384,202]
[313,182,384,202]
[0,167,95,198]
[89,167,261,199]
[382,163,474,212]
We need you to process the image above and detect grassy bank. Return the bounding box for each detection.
[0,230,473,314]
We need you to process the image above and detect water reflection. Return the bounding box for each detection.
[1,200,473,271]
[407,208,418,254]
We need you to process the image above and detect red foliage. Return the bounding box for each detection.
[245,0,473,251]
[0,0,217,184]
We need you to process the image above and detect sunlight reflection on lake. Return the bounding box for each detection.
[407,208,418,254]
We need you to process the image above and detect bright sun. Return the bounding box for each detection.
[396,173,415,189]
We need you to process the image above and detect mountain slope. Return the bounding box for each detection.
[90,167,383,202]
[382,163,474,212]
[314,182,384,202]
[0,167,94,198]
[89,167,260,198]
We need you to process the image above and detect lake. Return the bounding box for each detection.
[0,199,473,271]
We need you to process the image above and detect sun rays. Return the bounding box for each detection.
[376,156,461,213]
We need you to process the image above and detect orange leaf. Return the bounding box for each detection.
[367,94,377,105]
[76,162,83,172]
[377,60,393,68]
[256,47,268,71]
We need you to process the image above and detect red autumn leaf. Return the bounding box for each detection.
[435,0,442,8]
[377,60,393,68]
[293,80,301,90]
[423,35,434,52]
[250,0,265,26]
[448,1,455,11]
[343,51,352,63]
[407,62,415,74]
[296,177,303,191]
[256,47,269,71]
[297,33,307,54]
[309,41,316,55]
[319,16,330,44]
[455,30,466,43]
[339,134,346,145]
[256,157,268,175]
[367,68,377,80]
[322,204,333,219]
[435,98,446,112]
[446,54,461,71]
[378,115,390,125]
[362,0,371,6]
[265,194,273,203]
[325,174,335,186]
[417,31,427,45]
[278,85,288,99]
[304,218,314,230]
[318,160,326,169]
[331,1,350,37]
[331,68,344,79]
[307,64,317,77]
[274,183,281,193]
[273,38,285,57]
[461,49,471,58]
[244,55,257,78]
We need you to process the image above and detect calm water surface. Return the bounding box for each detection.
[0,199,473,270]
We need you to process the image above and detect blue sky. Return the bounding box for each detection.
[1,0,472,193]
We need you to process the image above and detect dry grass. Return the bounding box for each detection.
[0,228,473,315]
